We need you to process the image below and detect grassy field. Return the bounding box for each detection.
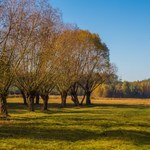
[0,97,150,150]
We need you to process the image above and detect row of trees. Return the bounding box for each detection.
[0,0,114,117]
[93,79,150,98]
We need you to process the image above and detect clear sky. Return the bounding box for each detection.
[50,0,150,81]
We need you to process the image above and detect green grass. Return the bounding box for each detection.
[0,98,150,150]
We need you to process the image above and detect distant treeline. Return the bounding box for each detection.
[93,79,150,98]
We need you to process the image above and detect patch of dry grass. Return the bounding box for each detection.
[92,98,150,106]
[7,96,150,106]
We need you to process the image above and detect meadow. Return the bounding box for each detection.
[0,97,150,150]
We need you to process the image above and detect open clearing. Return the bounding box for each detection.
[0,98,150,150]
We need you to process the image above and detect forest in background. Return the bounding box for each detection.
[92,78,150,98]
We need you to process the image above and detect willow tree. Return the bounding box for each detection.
[61,30,114,105]
[38,32,59,111]
[76,32,114,105]
[15,0,61,111]
[52,29,113,106]
[53,28,81,107]
[0,0,28,116]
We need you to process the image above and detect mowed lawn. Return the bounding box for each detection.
[0,97,150,150]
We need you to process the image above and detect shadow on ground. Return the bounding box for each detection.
[0,124,149,146]
[0,102,149,147]
[8,102,150,110]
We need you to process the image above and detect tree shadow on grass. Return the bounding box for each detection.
[0,124,149,146]
[8,102,150,113]
[8,103,98,115]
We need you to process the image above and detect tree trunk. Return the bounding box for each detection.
[86,91,91,105]
[80,94,86,105]
[71,96,80,106]
[27,93,35,112]
[61,91,67,107]
[70,83,80,106]
[0,94,8,117]
[35,93,40,104]
[71,93,79,106]
[70,85,80,106]
[41,94,49,111]
[20,90,27,105]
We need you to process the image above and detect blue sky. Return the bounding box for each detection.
[50,0,150,81]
